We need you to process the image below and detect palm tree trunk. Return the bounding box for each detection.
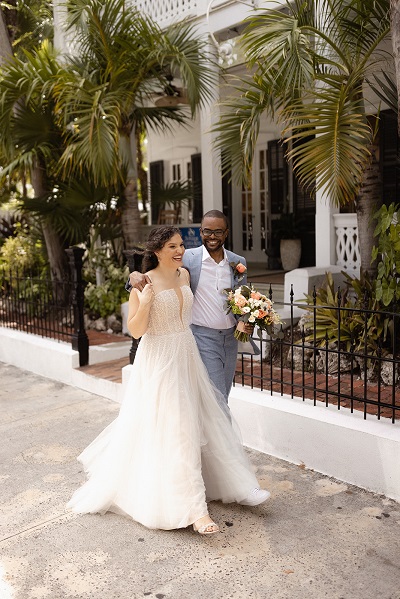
[356,139,382,277]
[30,163,69,282]
[120,132,143,248]
[0,9,12,60]
[391,0,400,134]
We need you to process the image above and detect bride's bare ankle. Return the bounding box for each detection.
[194,514,212,527]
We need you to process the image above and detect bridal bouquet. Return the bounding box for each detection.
[224,284,281,342]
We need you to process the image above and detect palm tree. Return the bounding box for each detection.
[54,0,217,248]
[0,6,72,280]
[0,40,123,279]
[0,41,75,280]
[214,0,391,274]
[2,0,54,56]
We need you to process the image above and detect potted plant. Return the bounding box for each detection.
[274,213,303,271]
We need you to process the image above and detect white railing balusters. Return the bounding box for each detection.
[133,0,200,26]
[333,213,360,272]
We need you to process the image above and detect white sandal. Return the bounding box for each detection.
[193,521,220,535]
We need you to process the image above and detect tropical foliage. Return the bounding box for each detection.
[84,261,129,318]
[303,270,394,360]
[2,0,53,54]
[55,0,216,248]
[372,203,400,306]
[0,0,216,280]
[214,0,392,272]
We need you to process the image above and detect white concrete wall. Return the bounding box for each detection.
[0,327,128,402]
[229,386,400,503]
[0,327,80,385]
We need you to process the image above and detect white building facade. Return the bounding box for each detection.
[54,0,399,280]
[133,0,365,276]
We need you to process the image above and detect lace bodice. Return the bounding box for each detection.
[146,285,193,336]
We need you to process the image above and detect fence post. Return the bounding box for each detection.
[123,248,144,364]
[65,247,89,367]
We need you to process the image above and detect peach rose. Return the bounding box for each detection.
[236,262,246,274]
[250,291,262,300]
[235,294,247,308]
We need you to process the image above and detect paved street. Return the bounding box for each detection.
[1,362,400,599]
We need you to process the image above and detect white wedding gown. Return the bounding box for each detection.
[67,284,260,530]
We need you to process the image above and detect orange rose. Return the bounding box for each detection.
[250,291,261,300]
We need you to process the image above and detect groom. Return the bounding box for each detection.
[127,210,254,403]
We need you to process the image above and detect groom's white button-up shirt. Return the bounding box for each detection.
[191,246,236,329]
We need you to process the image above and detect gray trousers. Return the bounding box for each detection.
[191,324,238,403]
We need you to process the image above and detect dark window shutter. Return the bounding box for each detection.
[292,138,316,267]
[267,140,287,215]
[149,160,164,225]
[221,151,233,250]
[191,153,203,223]
[380,110,400,205]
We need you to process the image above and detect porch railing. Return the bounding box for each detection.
[235,287,400,423]
[133,0,249,28]
[0,247,89,366]
[333,213,360,272]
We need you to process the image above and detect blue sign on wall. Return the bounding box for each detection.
[180,226,202,249]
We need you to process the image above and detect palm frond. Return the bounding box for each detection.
[213,75,276,185]
[213,0,391,207]
[368,72,398,113]
[285,83,373,206]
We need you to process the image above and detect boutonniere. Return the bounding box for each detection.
[230,261,247,282]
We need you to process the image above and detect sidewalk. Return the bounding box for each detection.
[1,362,399,599]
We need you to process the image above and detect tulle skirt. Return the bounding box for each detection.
[67,328,259,530]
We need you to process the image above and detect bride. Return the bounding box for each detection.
[67,226,270,535]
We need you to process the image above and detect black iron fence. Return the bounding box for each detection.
[235,286,400,423]
[0,247,89,366]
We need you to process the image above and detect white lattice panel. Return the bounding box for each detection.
[133,0,199,24]
[333,213,360,272]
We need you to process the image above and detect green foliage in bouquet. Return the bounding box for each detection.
[225,284,282,342]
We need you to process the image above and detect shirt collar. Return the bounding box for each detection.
[202,245,228,264]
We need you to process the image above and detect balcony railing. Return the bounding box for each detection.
[132,0,258,29]
[134,0,199,26]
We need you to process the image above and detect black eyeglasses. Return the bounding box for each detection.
[201,228,227,238]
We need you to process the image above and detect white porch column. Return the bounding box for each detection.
[199,44,223,213]
[53,0,76,55]
[53,0,67,52]
[315,187,339,266]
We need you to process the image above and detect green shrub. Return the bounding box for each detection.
[303,271,393,358]
[0,224,46,278]
[84,262,129,318]
[372,203,400,307]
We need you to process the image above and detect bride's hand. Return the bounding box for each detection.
[138,283,154,306]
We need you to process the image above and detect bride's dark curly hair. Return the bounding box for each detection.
[141,226,182,273]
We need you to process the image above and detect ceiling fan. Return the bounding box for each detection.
[154,74,189,107]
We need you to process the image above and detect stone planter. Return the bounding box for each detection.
[280,238,302,271]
